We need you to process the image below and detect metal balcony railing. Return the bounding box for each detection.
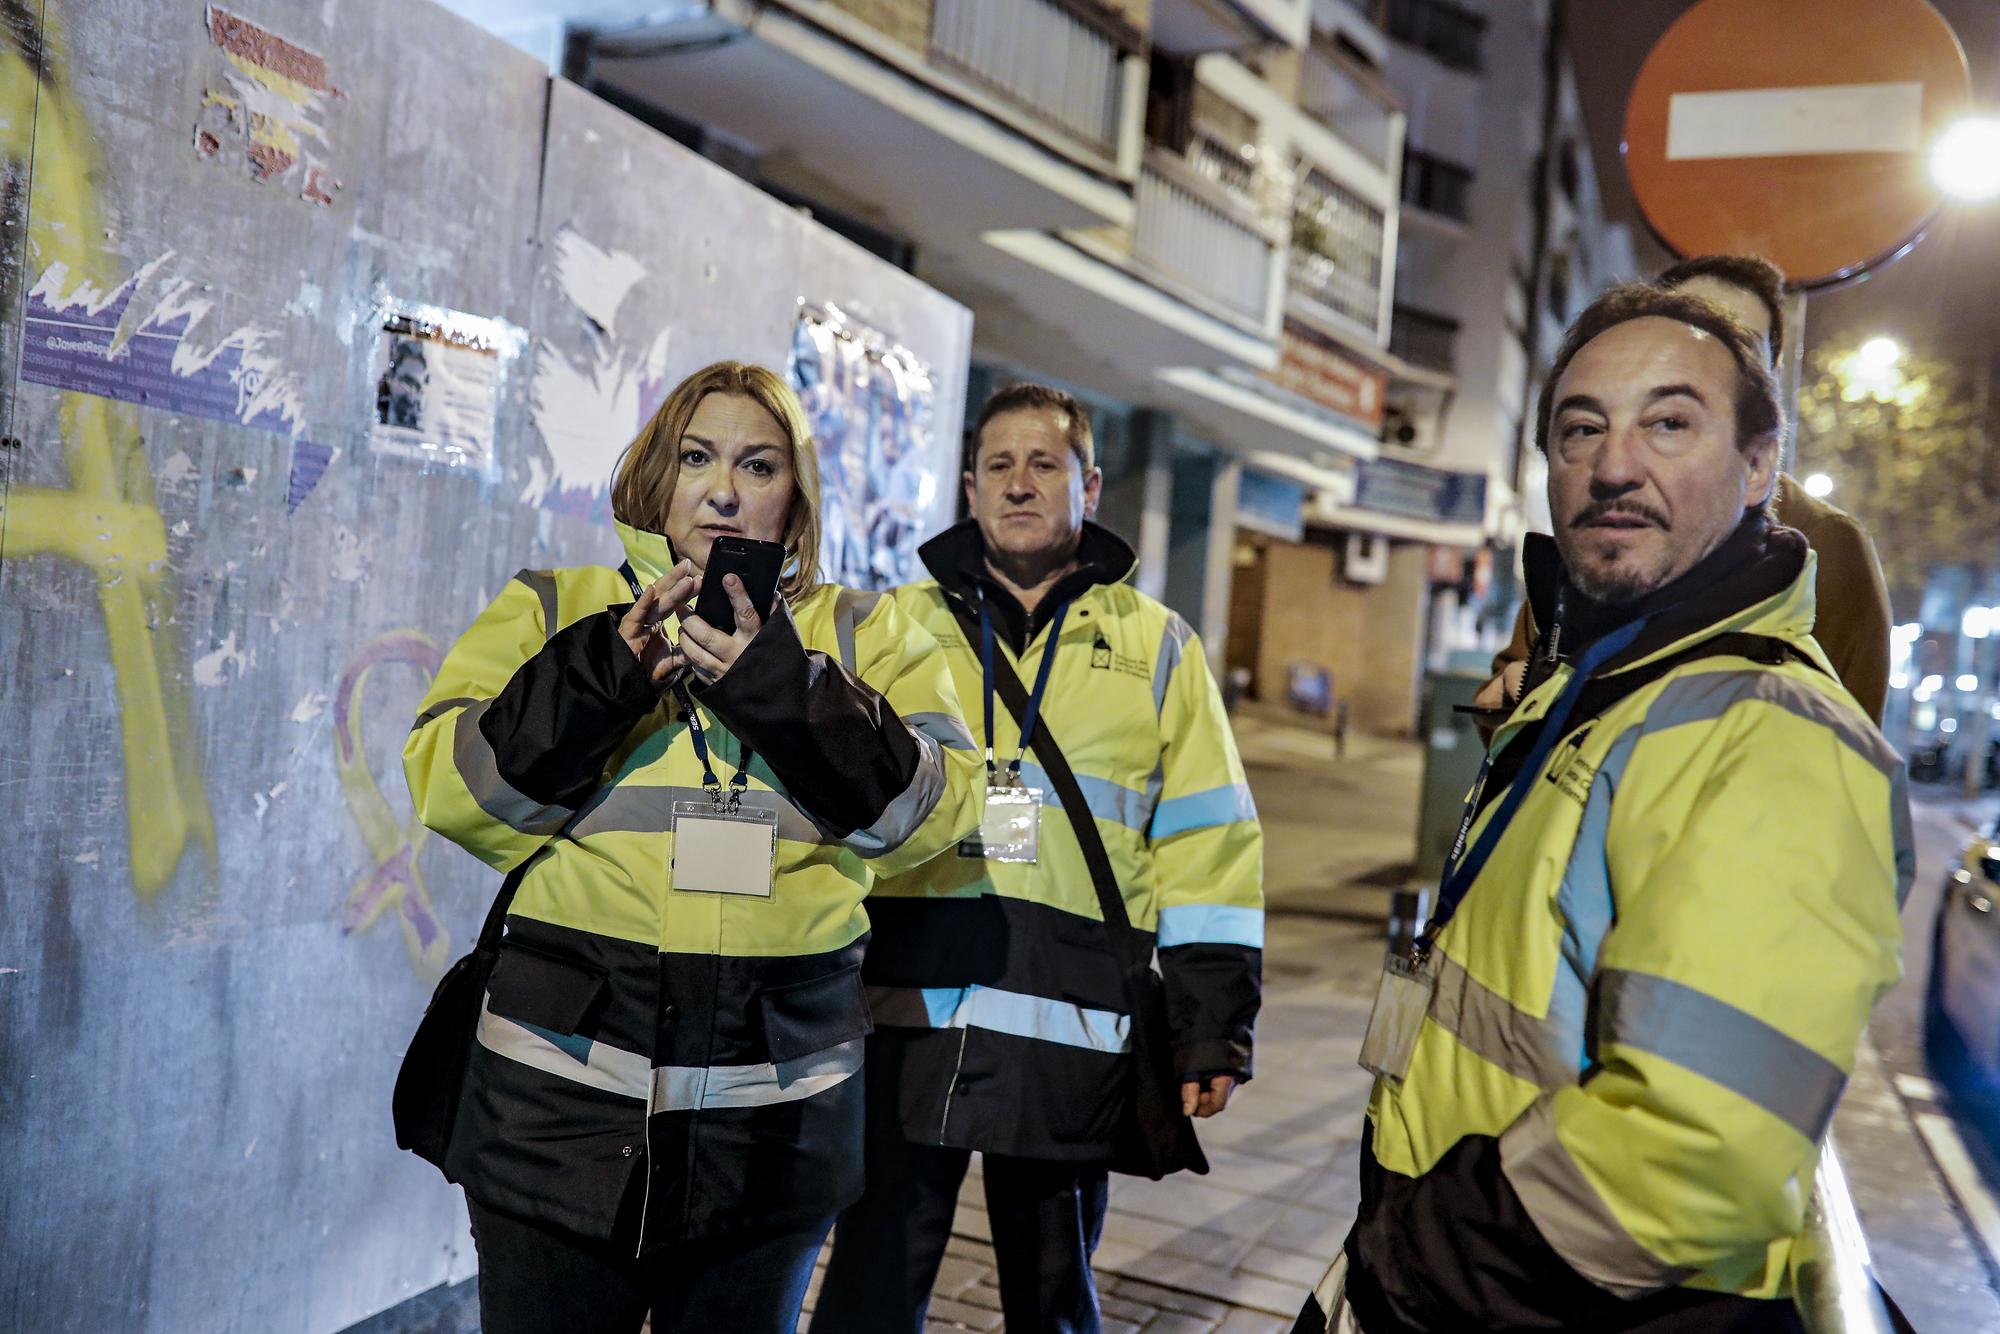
[1401,147,1474,222]
[1289,165,1387,334]
[1391,303,1458,372]
[931,0,1124,156]
[1298,43,1399,168]
[1134,149,1278,324]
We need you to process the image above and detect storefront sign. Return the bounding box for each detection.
[1264,320,1388,431]
[1353,457,1486,526]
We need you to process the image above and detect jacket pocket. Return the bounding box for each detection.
[487,940,609,1035]
[760,964,874,1063]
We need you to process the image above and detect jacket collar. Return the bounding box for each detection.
[615,519,678,590]
[1522,510,1815,686]
[918,519,1137,652]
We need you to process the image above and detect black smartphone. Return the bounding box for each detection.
[692,535,786,629]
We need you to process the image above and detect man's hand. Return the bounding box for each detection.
[679,573,766,686]
[1181,1074,1237,1119]
[617,561,697,685]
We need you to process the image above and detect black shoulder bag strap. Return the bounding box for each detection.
[948,600,1138,965]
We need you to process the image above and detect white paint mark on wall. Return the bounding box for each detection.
[526,326,668,507]
[159,452,200,485]
[193,632,253,687]
[551,226,646,333]
[330,526,368,582]
[73,851,100,866]
[290,691,329,723]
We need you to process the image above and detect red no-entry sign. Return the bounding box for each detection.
[1623,0,1971,288]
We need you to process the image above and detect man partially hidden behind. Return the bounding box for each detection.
[815,383,1264,1332]
[1300,285,1912,1333]
[1477,254,1892,729]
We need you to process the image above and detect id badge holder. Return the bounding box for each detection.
[976,782,1043,864]
[670,796,778,897]
[1357,953,1436,1083]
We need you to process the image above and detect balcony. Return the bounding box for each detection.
[1390,303,1458,373]
[585,0,1137,250]
[1374,0,1485,73]
[1401,147,1472,222]
[1132,143,1285,327]
[1297,40,1400,168]
[1153,0,1311,53]
[930,0,1127,157]
[1289,164,1388,338]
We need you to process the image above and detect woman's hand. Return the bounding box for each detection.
[617,562,698,685]
[678,573,765,686]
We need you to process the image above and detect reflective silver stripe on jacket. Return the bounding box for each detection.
[1500,1094,1698,1297]
[476,1001,863,1110]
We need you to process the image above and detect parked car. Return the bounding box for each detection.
[1927,813,2000,1078]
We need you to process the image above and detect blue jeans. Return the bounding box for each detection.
[468,1198,831,1334]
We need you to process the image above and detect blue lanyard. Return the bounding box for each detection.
[1416,613,1649,959]
[621,562,750,806]
[980,594,1069,782]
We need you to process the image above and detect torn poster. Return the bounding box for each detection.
[789,303,939,591]
[367,305,515,474]
[194,5,343,207]
[20,258,305,434]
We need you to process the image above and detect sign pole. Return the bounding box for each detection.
[1779,288,1809,474]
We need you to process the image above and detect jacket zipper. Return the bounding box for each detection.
[936,1018,970,1145]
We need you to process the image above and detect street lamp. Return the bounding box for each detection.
[1932,116,2000,202]
[1802,472,1834,499]
[1857,337,1901,372]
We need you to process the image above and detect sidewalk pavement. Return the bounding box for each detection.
[800,712,2000,1332]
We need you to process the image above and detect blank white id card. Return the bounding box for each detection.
[977,783,1043,864]
[1357,955,1435,1084]
[671,799,778,897]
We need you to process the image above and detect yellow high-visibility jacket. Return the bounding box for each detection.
[402,520,981,1247]
[863,521,1263,1159]
[1337,519,1911,1333]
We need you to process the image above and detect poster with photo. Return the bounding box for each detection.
[368,313,503,472]
[789,304,941,592]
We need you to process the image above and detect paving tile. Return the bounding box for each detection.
[930,1255,990,1298]
[924,1295,1003,1330]
[1141,1312,1220,1333]
[1108,1278,1229,1320]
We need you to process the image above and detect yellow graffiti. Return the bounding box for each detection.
[1,6,216,895]
[334,631,451,977]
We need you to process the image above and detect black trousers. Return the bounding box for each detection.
[467,1197,831,1334]
[811,1137,1111,1334]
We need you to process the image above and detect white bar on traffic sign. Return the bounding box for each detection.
[1666,82,1925,160]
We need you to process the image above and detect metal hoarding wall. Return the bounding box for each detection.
[0,7,970,1331]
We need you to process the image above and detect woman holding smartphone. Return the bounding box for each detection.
[403,360,980,1333]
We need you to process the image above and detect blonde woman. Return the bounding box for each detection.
[403,361,980,1333]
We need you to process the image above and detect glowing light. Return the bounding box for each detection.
[1968,606,1995,640]
[1891,673,1911,690]
[1922,675,1946,693]
[1802,472,1834,499]
[1893,622,1924,645]
[1942,717,1959,733]
[1858,337,1901,372]
[1931,117,2000,202]
[1958,674,1981,692]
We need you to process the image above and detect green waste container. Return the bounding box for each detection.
[1412,671,1489,886]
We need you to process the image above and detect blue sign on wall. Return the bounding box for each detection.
[1353,457,1486,526]
[1236,467,1307,542]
